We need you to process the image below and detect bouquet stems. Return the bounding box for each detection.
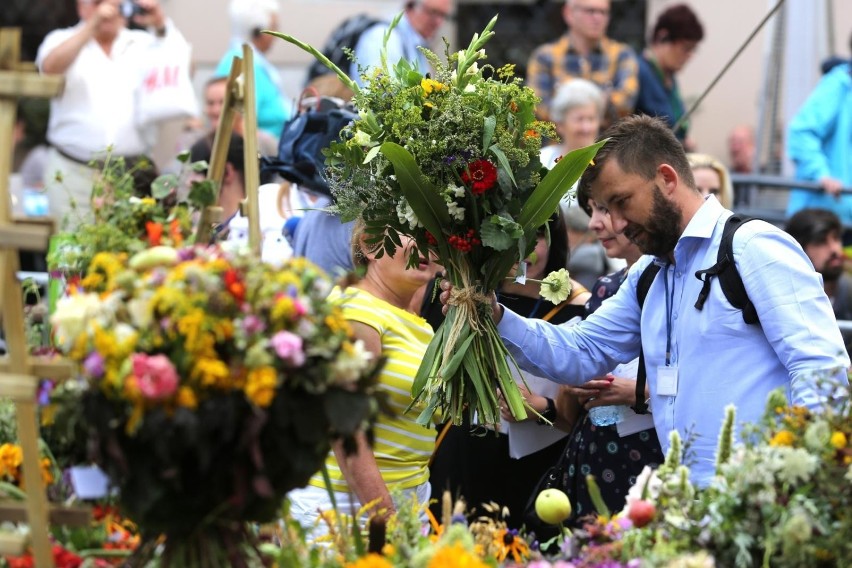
[411,267,527,427]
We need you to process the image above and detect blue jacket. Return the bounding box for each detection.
[216,42,290,138]
[635,54,687,141]
[786,64,852,224]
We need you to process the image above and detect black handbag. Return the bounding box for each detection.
[521,438,571,539]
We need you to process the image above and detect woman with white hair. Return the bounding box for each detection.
[540,78,605,169]
[214,0,290,137]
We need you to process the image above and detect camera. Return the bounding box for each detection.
[120,0,149,19]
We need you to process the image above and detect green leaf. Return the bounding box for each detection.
[480,214,523,251]
[363,145,381,164]
[380,142,451,238]
[176,150,190,164]
[264,30,359,95]
[489,144,517,188]
[518,140,606,232]
[188,179,218,208]
[482,115,496,153]
[151,174,179,200]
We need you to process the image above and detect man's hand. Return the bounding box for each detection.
[820,176,844,197]
[438,279,503,322]
[132,0,166,31]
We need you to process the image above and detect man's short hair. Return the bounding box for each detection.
[189,133,246,177]
[579,114,695,195]
[785,208,842,249]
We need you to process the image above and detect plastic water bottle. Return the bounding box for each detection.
[589,404,625,427]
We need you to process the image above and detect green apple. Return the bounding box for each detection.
[534,488,572,525]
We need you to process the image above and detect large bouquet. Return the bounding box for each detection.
[270,17,602,426]
[50,246,381,564]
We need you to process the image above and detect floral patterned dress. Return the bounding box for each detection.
[560,267,664,524]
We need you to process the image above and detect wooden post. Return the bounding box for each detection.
[0,27,89,566]
[193,45,262,256]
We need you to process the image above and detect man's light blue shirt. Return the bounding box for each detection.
[351,14,429,86]
[499,196,849,485]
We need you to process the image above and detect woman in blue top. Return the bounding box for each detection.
[634,4,703,145]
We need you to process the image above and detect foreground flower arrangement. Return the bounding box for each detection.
[260,381,851,568]
[269,17,602,427]
[50,246,381,564]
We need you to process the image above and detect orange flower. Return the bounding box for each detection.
[345,553,393,568]
[146,221,163,246]
[169,218,183,246]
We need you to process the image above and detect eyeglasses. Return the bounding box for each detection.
[573,6,611,17]
[416,3,454,22]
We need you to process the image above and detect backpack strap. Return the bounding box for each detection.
[693,214,759,325]
[632,261,662,415]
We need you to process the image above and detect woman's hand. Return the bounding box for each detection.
[499,384,546,422]
[564,374,637,410]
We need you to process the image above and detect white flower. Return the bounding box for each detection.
[846,463,852,483]
[803,419,831,452]
[330,340,374,384]
[396,199,422,229]
[464,84,476,93]
[466,61,479,75]
[352,130,372,146]
[51,293,106,349]
[127,296,152,329]
[449,184,466,198]
[447,201,465,221]
[774,446,818,485]
[540,268,571,304]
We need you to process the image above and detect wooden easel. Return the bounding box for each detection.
[195,44,261,255]
[0,28,85,567]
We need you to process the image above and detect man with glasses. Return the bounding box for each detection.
[527,0,638,126]
[36,0,187,230]
[352,0,453,86]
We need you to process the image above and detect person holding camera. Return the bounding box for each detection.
[36,0,187,230]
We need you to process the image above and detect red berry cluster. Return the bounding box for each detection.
[425,231,438,246]
[448,229,481,252]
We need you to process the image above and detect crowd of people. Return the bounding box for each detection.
[10,0,852,538]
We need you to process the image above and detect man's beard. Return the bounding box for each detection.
[820,256,844,281]
[623,184,683,257]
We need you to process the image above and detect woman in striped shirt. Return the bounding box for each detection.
[288,220,438,537]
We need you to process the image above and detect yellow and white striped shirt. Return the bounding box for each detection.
[309,286,435,492]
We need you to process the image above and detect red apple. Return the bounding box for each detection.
[627,499,656,528]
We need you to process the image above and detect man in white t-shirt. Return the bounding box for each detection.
[36,0,186,230]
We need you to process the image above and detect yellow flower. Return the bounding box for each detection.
[177,309,207,354]
[93,325,118,359]
[176,386,198,409]
[770,430,795,447]
[325,309,351,335]
[271,296,297,323]
[40,458,54,485]
[345,554,393,568]
[0,444,23,478]
[428,543,489,568]
[540,268,572,304]
[831,431,847,449]
[245,366,278,407]
[421,78,446,95]
[492,528,529,563]
[191,357,230,388]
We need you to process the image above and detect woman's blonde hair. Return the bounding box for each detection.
[687,152,734,209]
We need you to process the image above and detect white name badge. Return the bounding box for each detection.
[657,365,679,396]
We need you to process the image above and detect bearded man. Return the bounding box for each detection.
[442,115,849,486]
[786,208,852,321]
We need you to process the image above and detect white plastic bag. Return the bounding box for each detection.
[135,28,198,127]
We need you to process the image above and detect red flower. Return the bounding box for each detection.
[145,221,163,246]
[223,268,246,303]
[461,159,498,195]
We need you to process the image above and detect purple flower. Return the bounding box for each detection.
[270,331,306,366]
[37,380,55,405]
[83,352,105,378]
[242,314,266,334]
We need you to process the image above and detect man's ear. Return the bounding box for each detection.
[657,163,680,196]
